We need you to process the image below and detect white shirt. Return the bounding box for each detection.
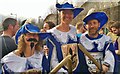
[1,51,44,72]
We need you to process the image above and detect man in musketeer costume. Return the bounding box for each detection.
[79,11,117,74]
[47,2,90,73]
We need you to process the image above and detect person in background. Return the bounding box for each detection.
[99,27,105,34]
[0,18,19,57]
[0,23,3,35]
[42,43,50,73]
[41,22,55,61]
[0,29,3,35]
[41,21,55,33]
[0,23,3,74]
[79,12,116,73]
[76,22,86,38]
[47,2,90,73]
[1,23,50,73]
[43,44,49,59]
[40,21,56,72]
[107,21,118,42]
[112,21,120,74]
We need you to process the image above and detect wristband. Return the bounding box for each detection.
[103,62,110,68]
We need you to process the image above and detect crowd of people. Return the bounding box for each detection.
[0,2,120,74]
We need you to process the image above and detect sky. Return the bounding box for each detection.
[0,0,118,19]
[0,0,90,19]
[0,0,57,19]
[0,0,82,19]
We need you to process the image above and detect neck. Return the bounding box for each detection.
[77,30,82,34]
[2,31,13,37]
[57,23,70,32]
[24,46,35,57]
[88,33,99,38]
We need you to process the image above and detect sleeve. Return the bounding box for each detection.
[104,49,115,72]
[104,41,116,72]
[2,64,14,73]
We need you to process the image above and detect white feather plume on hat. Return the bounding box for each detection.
[86,8,95,17]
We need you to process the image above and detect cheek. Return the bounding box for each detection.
[119,29,120,33]
[24,38,28,44]
[36,37,39,41]
[24,36,31,44]
[24,37,28,42]
[71,15,74,19]
[25,36,30,40]
[34,36,39,40]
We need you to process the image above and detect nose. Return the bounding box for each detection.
[90,23,94,28]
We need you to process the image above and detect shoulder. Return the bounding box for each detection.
[117,37,120,42]
[69,25,76,31]
[1,52,20,63]
[80,33,87,39]
[102,34,112,41]
[47,27,57,33]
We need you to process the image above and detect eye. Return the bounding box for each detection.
[25,33,31,36]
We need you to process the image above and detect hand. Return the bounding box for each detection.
[102,64,109,73]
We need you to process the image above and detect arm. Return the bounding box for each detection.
[103,43,115,72]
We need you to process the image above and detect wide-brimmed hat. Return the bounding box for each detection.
[56,2,84,18]
[83,12,108,30]
[15,23,50,44]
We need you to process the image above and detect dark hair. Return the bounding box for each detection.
[45,21,55,29]
[76,22,84,29]
[112,21,120,29]
[2,18,17,31]
[107,20,115,30]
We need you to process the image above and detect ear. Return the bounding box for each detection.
[9,24,14,29]
[98,22,100,27]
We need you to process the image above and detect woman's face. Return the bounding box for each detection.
[111,27,119,34]
[43,23,50,31]
[24,33,39,46]
[60,9,74,24]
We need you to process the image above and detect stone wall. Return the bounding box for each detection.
[71,2,119,26]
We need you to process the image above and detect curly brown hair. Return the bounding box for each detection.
[17,34,43,53]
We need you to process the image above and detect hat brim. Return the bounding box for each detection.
[15,24,51,44]
[83,12,108,30]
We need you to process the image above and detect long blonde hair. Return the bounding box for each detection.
[17,34,43,53]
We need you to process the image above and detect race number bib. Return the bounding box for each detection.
[85,52,103,70]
